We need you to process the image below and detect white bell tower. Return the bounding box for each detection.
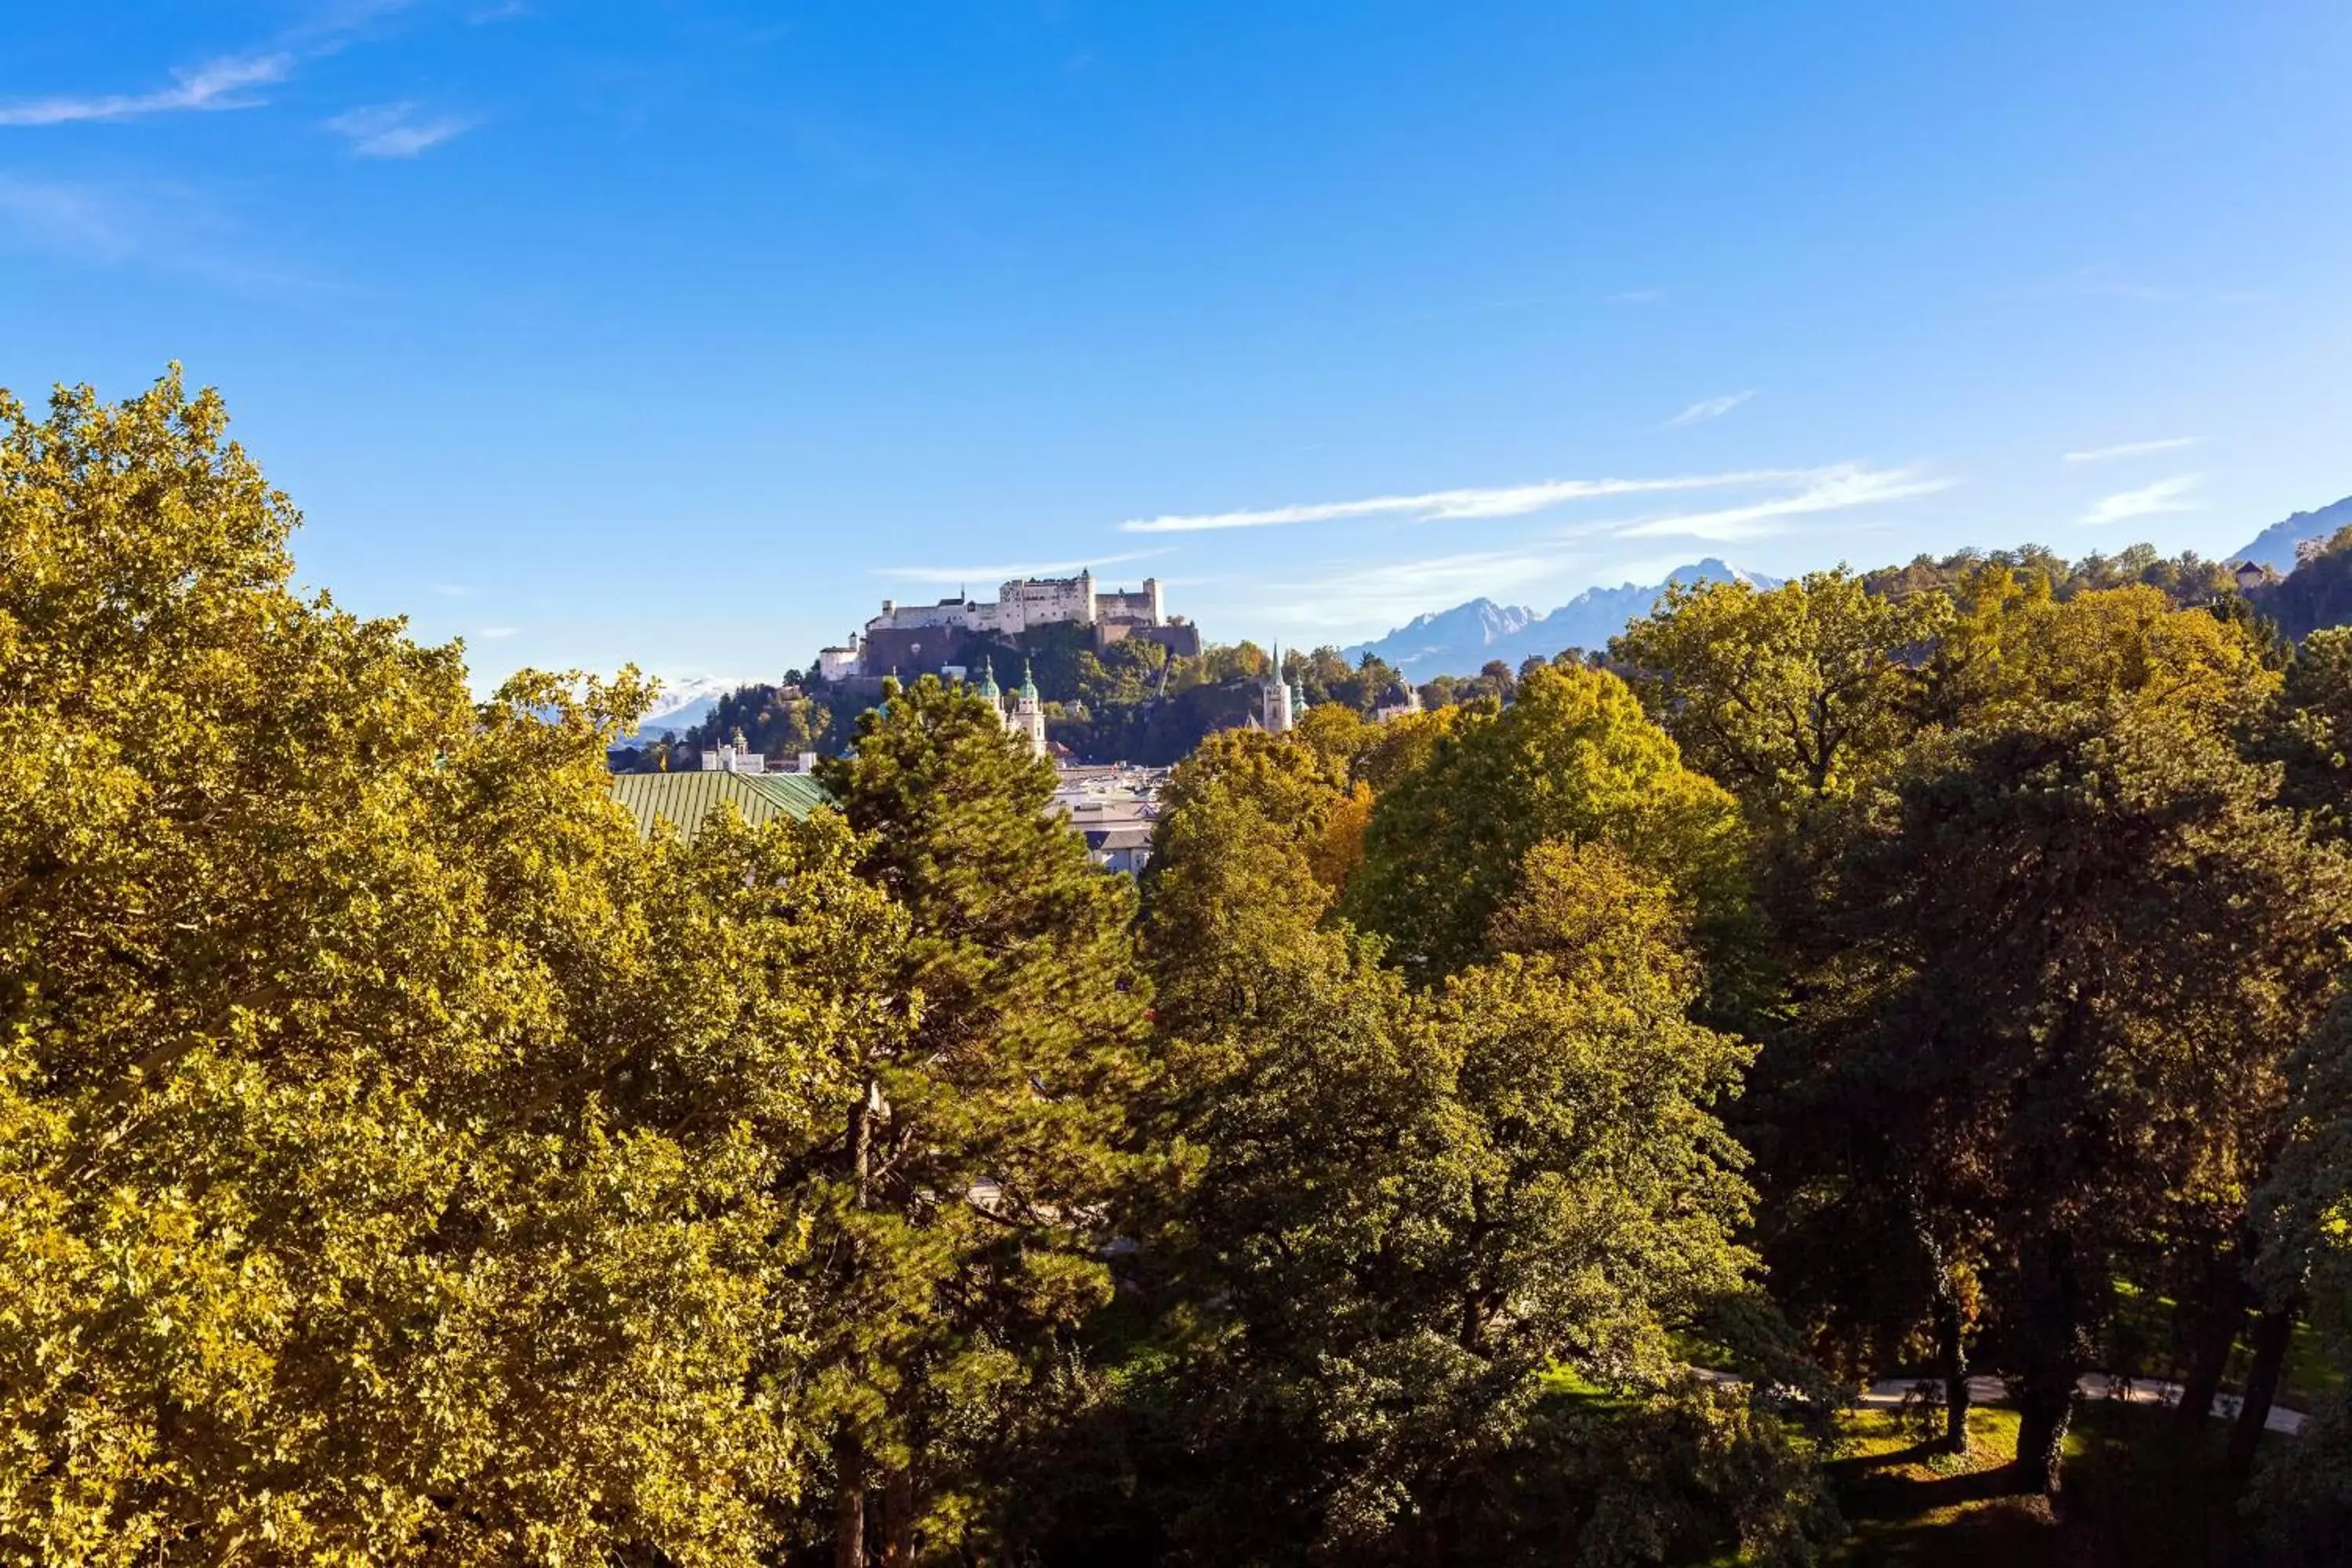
[1262,644,1294,735]
[1012,659,1048,759]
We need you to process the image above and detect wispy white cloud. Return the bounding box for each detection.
[1613,464,1955,541]
[476,626,521,640]
[1664,390,1755,428]
[429,582,473,597]
[876,547,1172,585]
[0,172,346,294]
[0,174,136,260]
[0,53,293,126]
[1118,469,1811,535]
[326,102,475,158]
[2079,474,2203,526]
[2062,436,2202,463]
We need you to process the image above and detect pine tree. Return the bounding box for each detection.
[811,674,1151,1563]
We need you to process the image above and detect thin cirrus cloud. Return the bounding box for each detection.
[877,547,1171,586]
[0,52,293,125]
[1613,463,1956,542]
[2062,436,2203,463]
[0,172,332,295]
[475,626,521,640]
[0,173,137,260]
[1117,469,1816,535]
[1664,390,1755,428]
[2079,474,2204,526]
[326,102,475,158]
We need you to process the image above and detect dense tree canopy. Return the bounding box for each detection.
[9,368,2352,1563]
[0,372,911,1561]
[1345,662,1747,984]
[1131,730,1835,1566]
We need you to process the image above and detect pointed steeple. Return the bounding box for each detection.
[976,656,1001,703]
[1018,658,1040,702]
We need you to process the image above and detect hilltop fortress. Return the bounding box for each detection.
[817,571,1200,681]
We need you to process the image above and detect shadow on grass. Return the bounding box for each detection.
[1830,1400,2249,1568]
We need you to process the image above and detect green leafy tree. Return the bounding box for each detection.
[812,674,1152,1563]
[2246,997,2352,1556]
[2267,625,2352,835]
[1134,746,1832,1564]
[1345,662,1746,984]
[1610,570,1955,826]
[1815,698,2350,1491]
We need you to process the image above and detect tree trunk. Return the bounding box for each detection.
[1915,1207,1972,1454]
[880,1381,916,1568]
[834,1080,884,1568]
[2225,1304,2296,1479]
[1933,1280,1971,1455]
[2174,1244,2247,1428]
[880,1459,916,1567]
[834,1425,868,1568]
[2011,1230,2082,1495]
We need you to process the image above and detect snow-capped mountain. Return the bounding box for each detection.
[1347,598,1541,673]
[1345,559,1780,678]
[631,675,753,738]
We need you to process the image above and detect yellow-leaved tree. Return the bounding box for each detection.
[0,371,909,1563]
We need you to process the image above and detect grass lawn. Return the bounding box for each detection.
[2107,1279,2344,1414]
[1827,1398,2259,1566]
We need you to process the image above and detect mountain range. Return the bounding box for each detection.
[2234,495,2352,575]
[1342,558,1782,679]
[1340,493,2352,683]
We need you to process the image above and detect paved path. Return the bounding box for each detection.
[1858,1373,2307,1435]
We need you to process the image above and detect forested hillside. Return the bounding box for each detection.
[648,536,2352,774]
[8,375,2352,1563]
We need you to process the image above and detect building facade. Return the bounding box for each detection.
[974,657,1049,760]
[828,572,1182,679]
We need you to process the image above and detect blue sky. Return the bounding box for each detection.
[3,2,2348,691]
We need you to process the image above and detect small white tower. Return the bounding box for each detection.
[1261,643,1294,735]
[1012,658,1048,759]
[976,657,1006,726]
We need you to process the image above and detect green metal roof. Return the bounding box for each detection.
[605,769,834,841]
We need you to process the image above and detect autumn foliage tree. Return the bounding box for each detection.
[0,372,909,1561]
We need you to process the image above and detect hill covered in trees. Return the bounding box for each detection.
[9,373,2352,1563]
[641,534,2352,774]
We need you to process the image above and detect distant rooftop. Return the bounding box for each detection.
[605,770,832,841]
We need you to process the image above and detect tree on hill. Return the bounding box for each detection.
[673,678,834,761]
[1862,541,2234,608]
[2250,524,2352,641]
